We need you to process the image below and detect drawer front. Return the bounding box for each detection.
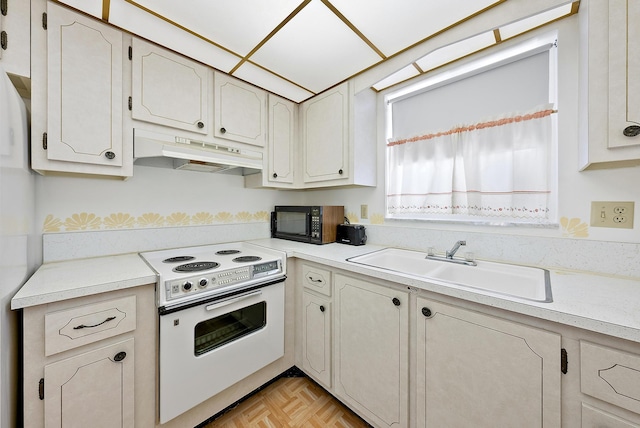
[582,403,639,428]
[302,264,332,296]
[45,295,137,356]
[581,341,640,414]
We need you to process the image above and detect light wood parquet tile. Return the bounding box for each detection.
[205,376,371,428]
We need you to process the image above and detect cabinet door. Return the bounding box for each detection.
[44,338,134,428]
[131,37,210,135]
[0,0,30,77]
[214,72,266,147]
[267,94,295,185]
[416,298,561,428]
[46,3,123,167]
[301,82,350,183]
[334,274,408,428]
[608,0,640,148]
[302,291,331,388]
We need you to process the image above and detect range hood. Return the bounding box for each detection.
[133,128,263,174]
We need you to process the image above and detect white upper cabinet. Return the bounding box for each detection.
[300,81,376,188]
[131,37,211,135]
[0,0,30,77]
[30,1,132,178]
[301,82,350,184]
[214,72,267,147]
[580,0,640,169]
[267,94,296,186]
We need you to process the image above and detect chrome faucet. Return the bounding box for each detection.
[425,240,476,266]
[446,240,466,259]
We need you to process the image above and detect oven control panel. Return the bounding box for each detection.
[163,260,283,301]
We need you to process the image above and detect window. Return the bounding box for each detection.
[384,33,558,225]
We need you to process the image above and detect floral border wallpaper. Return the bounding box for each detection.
[43,210,588,238]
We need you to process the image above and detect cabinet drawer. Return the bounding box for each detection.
[302,264,332,296]
[582,403,639,428]
[581,341,640,414]
[45,295,137,356]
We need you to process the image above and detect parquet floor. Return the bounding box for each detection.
[204,376,372,427]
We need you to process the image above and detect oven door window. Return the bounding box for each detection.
[194,301,266,356]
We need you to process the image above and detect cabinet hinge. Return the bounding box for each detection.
[128,46,132,60]
[1,0,7,16]
[42,12,47,30]
[0,31,6,51]
[42,133,47,150]
[561,348,568,374]
[128,96,132,111]
[39,378,44,400]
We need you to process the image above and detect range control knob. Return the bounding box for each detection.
[198,278,208,288]
[182,281,193,292]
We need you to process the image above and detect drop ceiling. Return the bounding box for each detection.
[56,0,579,102]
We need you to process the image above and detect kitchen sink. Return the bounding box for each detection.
[346,248,552,302]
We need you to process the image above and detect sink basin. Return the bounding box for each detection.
[347,248,552,302]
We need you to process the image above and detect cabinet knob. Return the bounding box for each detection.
[197,121,204,129]
[220,127,226,134]
[113,351,127,362]
[421,307,432,317]
[272,172,278,178]
[319,305,325,312]
[104,151,116,160]
[623,125,640,137]
[338,169,343,175]
[392,297,401,306]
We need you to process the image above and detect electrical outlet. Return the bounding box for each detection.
[360,204,368,220]
[590,201,635,229]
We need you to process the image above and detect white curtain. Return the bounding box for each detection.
[387,105,554,220]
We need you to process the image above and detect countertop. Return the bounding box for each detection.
[10,253,157,309]
[10,239,640,343]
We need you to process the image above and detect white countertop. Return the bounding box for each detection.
[249,239,640,343]
[11,240,640,343]
[11,253,157,309]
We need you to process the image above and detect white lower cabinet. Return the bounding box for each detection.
[301,290,331,388]
[416,297,561,428]
[334,274,409,428]
[44,339,135,427]
[22,285,156,428]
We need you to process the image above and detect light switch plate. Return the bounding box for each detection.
[360,204,368,220]
[590,201,635,229]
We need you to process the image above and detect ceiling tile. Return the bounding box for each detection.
[124,0,304,56]
[415,31,496,72]
[372,64,420,91]
[233,63,315,102]
[110,0,241,72]
[250,0,382,94]
[500,4,573,40]
[328,0,501,57]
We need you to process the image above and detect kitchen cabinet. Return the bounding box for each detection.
[302,291,331,388]
[0,0,31,78]
[214,72,266,147]
[44,339,135,427]
[579,0,640,169]
[22,284,156,428]
[415,297,561,428]
[266,94,296,186]
[30,0,133,178]
[300,82,377,188]
[334,274,409,428]
[131,37,211,135]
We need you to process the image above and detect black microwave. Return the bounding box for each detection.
[271,206,344,244]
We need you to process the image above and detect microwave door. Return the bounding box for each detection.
[274,211,310,242]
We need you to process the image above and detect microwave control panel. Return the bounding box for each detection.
[310,207,321,240]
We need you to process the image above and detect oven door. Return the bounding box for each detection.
[158,281,285,424]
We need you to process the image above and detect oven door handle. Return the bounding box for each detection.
[205,290,263,311]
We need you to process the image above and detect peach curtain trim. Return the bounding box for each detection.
[387,108,556,147]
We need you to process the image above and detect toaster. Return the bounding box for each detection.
[336,224,367,246]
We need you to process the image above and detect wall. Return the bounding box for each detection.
[301,15,640,278]
[36,14,640,277]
